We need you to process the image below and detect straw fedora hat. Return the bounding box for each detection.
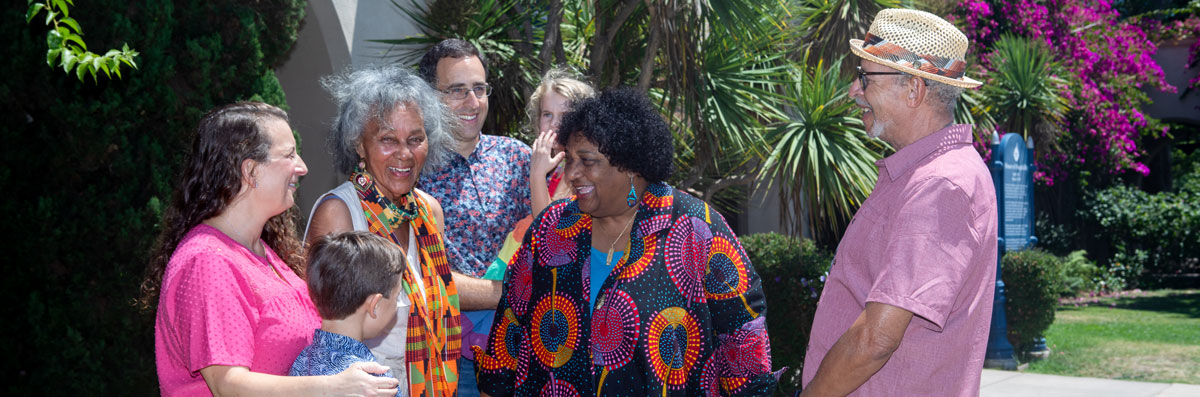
[849,9,982,88]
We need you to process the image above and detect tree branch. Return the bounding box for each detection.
[636,4,661,92]
[538,0,564,72]
[703,172,756,202]
[589,0,641,86]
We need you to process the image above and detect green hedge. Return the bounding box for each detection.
[1001,249,1063,353]
[1080,179,1200,288]
[0,1,304,394]
[742,233,832,395]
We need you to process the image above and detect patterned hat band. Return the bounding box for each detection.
[860,32,968,79]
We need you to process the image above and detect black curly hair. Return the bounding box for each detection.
[555,88,674,183]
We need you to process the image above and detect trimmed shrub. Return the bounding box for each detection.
[0,1,304,394]
[742,233,833,395]
[1002,248,1064,353]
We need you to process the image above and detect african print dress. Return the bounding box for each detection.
[473,182,776,396]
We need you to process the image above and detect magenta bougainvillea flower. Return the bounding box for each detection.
[951,0,1187,185]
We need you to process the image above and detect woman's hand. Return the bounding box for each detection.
[530,129,564,179]
[199,363,398,397]
[328,362,400,396]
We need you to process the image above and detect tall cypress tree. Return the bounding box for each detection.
[0,1,305,393]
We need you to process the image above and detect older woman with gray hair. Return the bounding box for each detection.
[305,64,462,397]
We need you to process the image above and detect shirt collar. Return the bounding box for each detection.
[878,124,973,181]
[312,329,373,356]
[459,134,496,162]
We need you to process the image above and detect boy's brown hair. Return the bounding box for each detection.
[305,231,404,320]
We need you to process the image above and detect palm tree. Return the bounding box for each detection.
[759,53,884,243]
[793,0,917,76]
[981,34,1068,155]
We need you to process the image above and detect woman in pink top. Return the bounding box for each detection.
[141,102,399,396]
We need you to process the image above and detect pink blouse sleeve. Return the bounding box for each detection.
[166,253,259,373]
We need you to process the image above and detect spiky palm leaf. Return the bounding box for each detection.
[646,4,799,208]
[760,54,883,243]
[793,0,916,75]
[982,34,1068,153]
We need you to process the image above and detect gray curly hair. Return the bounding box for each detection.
[323,64,455,175]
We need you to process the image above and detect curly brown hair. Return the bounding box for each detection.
[139,102,306,311]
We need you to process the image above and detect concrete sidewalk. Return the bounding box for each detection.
[981,369,1200,396]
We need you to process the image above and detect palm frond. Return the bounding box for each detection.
[760,53,882,243]
[982,34,1068,154]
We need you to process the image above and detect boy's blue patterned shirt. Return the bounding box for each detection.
[289,328,400,395]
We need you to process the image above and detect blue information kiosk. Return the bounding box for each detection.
[984,132,1037,370]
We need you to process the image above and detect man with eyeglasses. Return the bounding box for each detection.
[416,38,532,397]
[800,9,998,396]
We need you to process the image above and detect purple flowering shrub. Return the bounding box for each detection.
[953,0,1178,185]
[1139,15,1200,98]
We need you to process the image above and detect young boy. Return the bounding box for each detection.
[289,231,407,391]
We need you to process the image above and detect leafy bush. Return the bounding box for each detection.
[0,1,304,394]
[1002,249,1063,353]
[1034,212,1076,257]
[1080,182,1200,287]
[1057,250,1098,297]
[742,232,832,395]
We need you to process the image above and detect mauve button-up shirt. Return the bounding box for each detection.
[802,124,999,396]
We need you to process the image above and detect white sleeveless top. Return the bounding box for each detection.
[304,181,412,396]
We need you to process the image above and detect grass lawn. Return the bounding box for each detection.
[1024,289,1200,384]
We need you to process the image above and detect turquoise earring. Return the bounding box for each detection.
[626,175,637,207]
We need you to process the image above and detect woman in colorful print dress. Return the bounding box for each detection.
[474,89,777,396]
[305,65,461,397]
[459,67,599,396]
[144,102,398,396]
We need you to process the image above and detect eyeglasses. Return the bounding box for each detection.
[856,66,905,91]
[440,84,492,100]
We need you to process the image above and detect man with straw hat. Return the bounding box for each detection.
[800,8,998,396]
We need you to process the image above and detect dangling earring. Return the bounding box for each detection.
[626,175,637,207]
[252,179,258,189]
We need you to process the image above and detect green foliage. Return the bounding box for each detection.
[0,0,305,393]
[792,0,916,76]
[1002,248,1064,353]
[1105,247,1145,290]
[1057,250,1099,297]
[979,35,1068,152]
[1080,181,1200,287]
[657,4,796,204]
[26,0,138,82]
[759,53,883,244]
[741,233,833,394]
[1034,211,1077,256]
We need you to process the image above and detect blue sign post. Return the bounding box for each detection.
[984,132,1037,370]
